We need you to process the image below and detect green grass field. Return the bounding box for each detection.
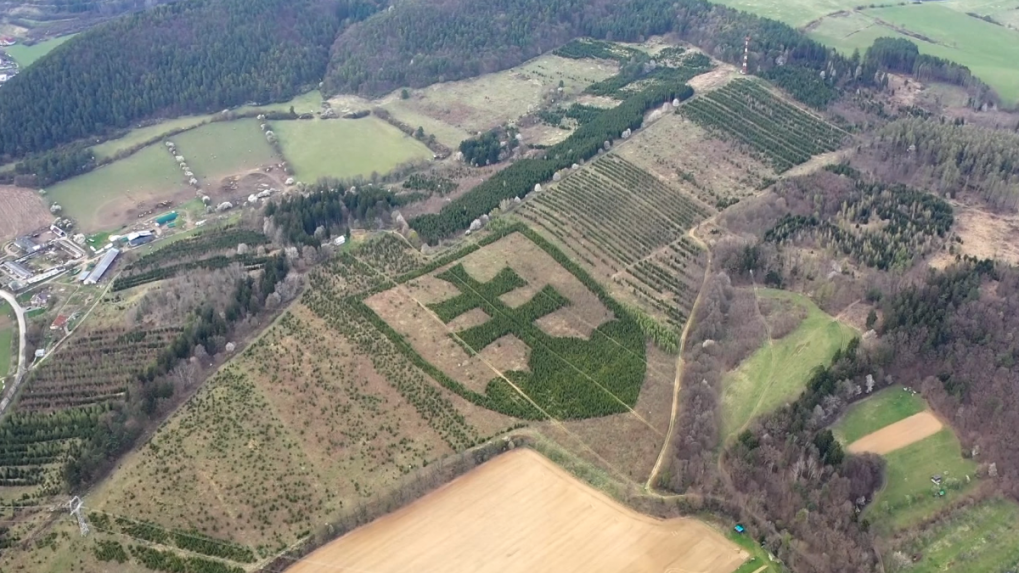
[47,143,184,231]
[0,323,12,378]
[172,119,276,181]
[712,0,1019,105]
[273,117,433,183]
[869,428,979,530]
[4,34,76,67]
[892,498,1019,573]
[90,90,323,160]
[832,385,927,445]
[720,289,856,440]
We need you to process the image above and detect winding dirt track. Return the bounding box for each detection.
[286,448,746,573]
[846,411,943,455]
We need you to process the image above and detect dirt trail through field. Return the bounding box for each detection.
[847,411,943,455]
[286,448,746,573]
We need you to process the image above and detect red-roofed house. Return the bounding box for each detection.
[50,315,69,330]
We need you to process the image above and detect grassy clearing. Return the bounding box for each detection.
[0,324,12,377]
[721,289,855,441]
[891,498,1019,573]
[869,428,979,530]
[712,0,859,28]
[172,119,276,181]
[273,117,432,182]
[832,385,927,444]
[90,91,322,160]
[4,34,76,67]
[728,529,779,573]
[47,143,184,231]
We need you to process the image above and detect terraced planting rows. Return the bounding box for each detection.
[681,79,846,172]
[521,155,708,271]
[17,327,182,413]
[0,405,108,490]
[619,237,707,329]
[519,154,709,328]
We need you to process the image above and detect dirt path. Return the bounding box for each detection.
[645,225,711,490]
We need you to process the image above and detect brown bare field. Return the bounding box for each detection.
[88,305,459,549]
[930,203,1019,268]
[367,233,613,393]
[616,113,773,208]
[286,448,746,573]
[687,65,740,93]
[0,185,51,242]
[847,412,944,455]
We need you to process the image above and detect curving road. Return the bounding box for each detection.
[0,288,27,416]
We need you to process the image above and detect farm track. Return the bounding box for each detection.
[645,223,711,491]
[0,289,27,416]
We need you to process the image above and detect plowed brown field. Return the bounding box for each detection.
[286,448,747,573]
[847,411,944,455]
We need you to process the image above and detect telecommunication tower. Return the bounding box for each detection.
[742,35,751,75]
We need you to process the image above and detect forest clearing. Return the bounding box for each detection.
[720,289,855,441]
[832,385,927,444]
[285,448,748,573]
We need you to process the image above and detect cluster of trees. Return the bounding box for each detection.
[0,0,344,158]
[401,174,457,195]
[459,129,515,166]
[410,81,693,242]
[871,118,1019,211]
[0,145,95,188]
[266,184,417,247]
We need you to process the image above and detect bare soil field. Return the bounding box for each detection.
[686,65,740,93]
[0,185,52,241]
[286,448,746,573]
[847,411,944,455]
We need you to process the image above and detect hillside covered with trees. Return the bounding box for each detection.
[0,0,362,158]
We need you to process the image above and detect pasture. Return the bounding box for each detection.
[46,143,186,232]
[832,385,927,444]
[868,428,979,530]
[720,289,855,440]
[890,498,1019,573]
[4,34,76,67]
[285,448,748,573]
[171,119,276,182]
[273,117,433,182]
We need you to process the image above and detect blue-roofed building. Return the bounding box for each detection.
[84,248,119,285]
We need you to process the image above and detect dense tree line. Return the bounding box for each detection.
[869,117,1019,211]
[459,129,516,166]
[0,0,348,158]
[0,145,96,188]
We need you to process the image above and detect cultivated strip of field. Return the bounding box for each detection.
[518,154,710,329]
[846,411,943,455]
[286,448,748,573]
[681,79,846,173]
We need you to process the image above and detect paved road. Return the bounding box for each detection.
[0,288,27,415]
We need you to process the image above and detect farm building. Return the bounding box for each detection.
[84,248,120,285]
[13,236,41,253]
[51,315,69,330]
[155,212,178,226]
[75,268,90,282]
[126,231,155,247]
[1,260,33,280]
